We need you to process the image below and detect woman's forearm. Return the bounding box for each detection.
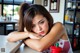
[24,39,42,52]
[7,31,29,42]
[24,22,65,52]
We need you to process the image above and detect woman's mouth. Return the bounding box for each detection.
[39,31,44,35]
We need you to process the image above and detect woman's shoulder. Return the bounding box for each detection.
[52,22,64,28]
[49,22,65,34]
[53,22,63,25]
[48,22,65,35]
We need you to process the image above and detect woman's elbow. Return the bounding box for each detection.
[35,47,43,52]
[7,36,16,42]
[35,45,45,52]
[7,33,16,42]
[24,40,45,52]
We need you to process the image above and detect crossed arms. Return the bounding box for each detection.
[7,22,66,52]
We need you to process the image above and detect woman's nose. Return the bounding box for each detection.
[36,25,42,31]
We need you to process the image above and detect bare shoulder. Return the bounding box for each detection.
[52,22,64,29]
[48,22,65,35]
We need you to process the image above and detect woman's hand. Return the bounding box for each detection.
[24,27,43,39]
[29,32,43,39]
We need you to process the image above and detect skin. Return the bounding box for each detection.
[23,15,68,51]
[7,14,68,52]
[31,14,49,36]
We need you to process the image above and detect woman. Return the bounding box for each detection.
[7,3,73,53]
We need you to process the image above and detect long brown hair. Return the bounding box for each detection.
[24,4,54,32]
[18,2,30,32]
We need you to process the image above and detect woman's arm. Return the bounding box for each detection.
[24,22,65,51]
[7,31,29,42]
[7,31,42,42]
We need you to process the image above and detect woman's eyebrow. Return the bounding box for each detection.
[38,19,44,23]
[32,19,44,25]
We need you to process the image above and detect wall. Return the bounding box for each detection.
[34,0,42,5]
[43,0,65,23]
[34,0,65,23]
[0,4,1,16]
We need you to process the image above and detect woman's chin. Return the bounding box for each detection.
[40,34,46,37]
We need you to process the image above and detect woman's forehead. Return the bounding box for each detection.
[32,15,45,24]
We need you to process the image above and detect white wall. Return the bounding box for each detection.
[34,0,65,23]
[44,0,65,23]
[0,5,2,16]
[34,0,42,5]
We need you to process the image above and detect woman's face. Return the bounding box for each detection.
[32,15,49,36]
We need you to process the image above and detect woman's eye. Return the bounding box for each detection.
[40,21,44,24]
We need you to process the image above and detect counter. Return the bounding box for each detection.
[0,35,41,53]
[0,35,22,53]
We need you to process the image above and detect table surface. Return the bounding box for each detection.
[16,44,41,53]
[0,35,41,53]
[0,35,22,53]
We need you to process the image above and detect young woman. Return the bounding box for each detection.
[7,3,73,53]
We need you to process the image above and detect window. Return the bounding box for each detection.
[3,5,13,15]
[25,0,33,4]
[13,5,20,20]
[3,4,20,20]
[0,0,2,3]
[14,0,24,4]
[3,0,13,4]
[0,0,34,20]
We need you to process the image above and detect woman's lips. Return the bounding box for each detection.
[39,31,44,35]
